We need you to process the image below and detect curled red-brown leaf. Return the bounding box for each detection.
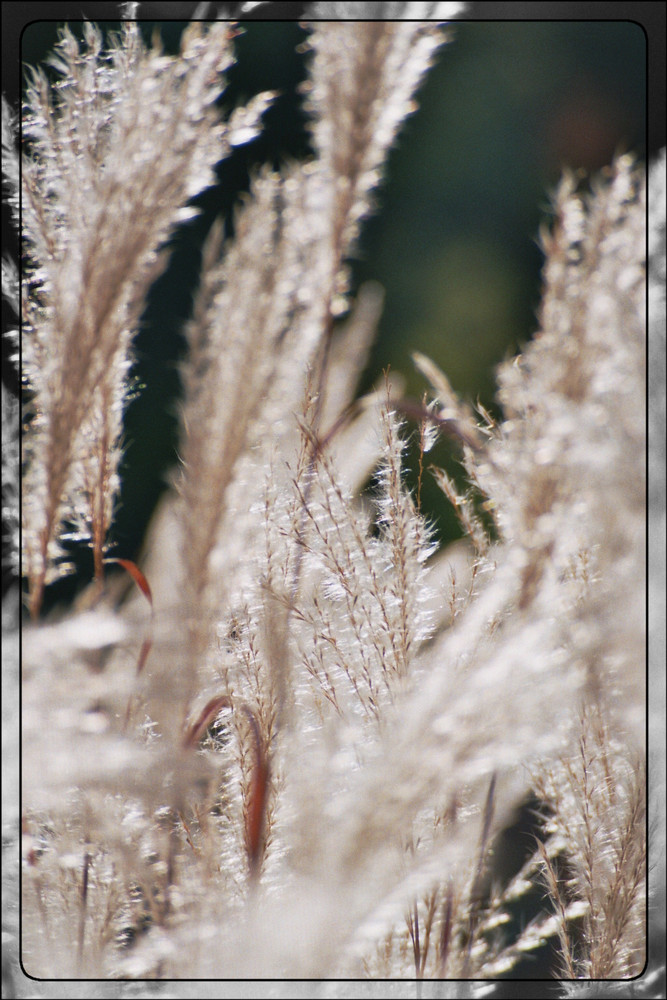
[242,706,270,881]
[181,697,270,880]
[104,558,154,679]
[135,635,153,676]
[104,557,153,606]
[183,694,233,749]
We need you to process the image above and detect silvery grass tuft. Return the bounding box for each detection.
[4,7,658,992]
[18,18,275,621]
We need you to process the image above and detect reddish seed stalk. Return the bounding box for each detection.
[438,884,454,977]
[411,901,421,979]
[92,389,111,585]
[28,533,48,620]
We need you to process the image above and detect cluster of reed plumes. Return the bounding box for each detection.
[6,7,661,995]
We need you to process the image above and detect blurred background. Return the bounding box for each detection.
[4,3,660,609]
